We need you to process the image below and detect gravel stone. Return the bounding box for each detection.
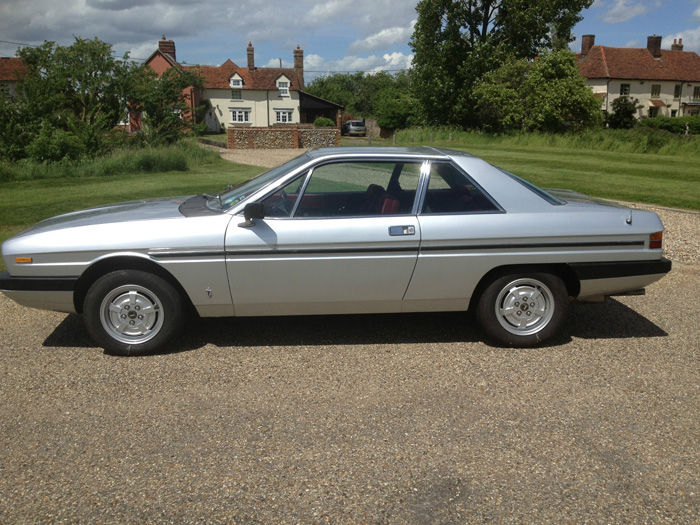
[1,149,698,523]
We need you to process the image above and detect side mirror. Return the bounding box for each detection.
[239,202,265,228]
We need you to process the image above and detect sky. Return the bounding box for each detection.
[1,0,699,81]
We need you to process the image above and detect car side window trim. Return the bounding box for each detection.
[260,157,427,220]
[417,161,505,216]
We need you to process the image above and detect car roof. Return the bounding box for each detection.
[305,146,475,160]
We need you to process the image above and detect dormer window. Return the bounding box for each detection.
[229,74,243,89]
[278,80,289,97]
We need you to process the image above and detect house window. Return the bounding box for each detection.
[620,83,630,96]
[650,84,661,98]
[275,109,293,123]
[674,84,682,99]
[694,86,700,100]
[230,78,242,89]
[648,107,659,118]
[229,108,251,123]
[278,81,289,97]
[231,90,242,100]
[671,110,678,117]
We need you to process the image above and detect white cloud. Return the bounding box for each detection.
[0,0,419,74]
[602,0,647,23]
[303,52,413,81]
[664,29,700,53]
[307,0,353,24]
[348,20,416,54]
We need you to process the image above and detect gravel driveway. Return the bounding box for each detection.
[1,149,699,523]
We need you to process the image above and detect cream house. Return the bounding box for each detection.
[198,43,304,131]
[577,35,700,118]
[141,38,341,133]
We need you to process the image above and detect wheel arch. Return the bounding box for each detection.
[468,263,580,312]
[73,255,194,315]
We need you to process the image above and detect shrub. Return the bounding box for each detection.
[637,115,700,134]
[25,126,86,162]
[313,117,336,127]
[606,97,638,129]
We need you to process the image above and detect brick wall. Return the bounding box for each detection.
[227,126,339,149]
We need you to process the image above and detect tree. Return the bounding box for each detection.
[606,96,638,129]
[305,70,415,123]
[16,38,139,159]
[0,37,205,162]
[130,66,205,146]
[409,0,594,128]
[473,50,603,132]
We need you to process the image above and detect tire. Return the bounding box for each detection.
[476,272,568,348]
[83,270,184,356]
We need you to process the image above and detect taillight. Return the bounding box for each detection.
[649,232,663,250]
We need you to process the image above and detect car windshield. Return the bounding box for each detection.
[209,152,312,211]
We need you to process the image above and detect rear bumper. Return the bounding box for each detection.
[570,258,672,281]
[571,258,672,299]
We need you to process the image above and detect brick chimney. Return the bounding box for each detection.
[158,36,176,61]
[647,35,662,58]
[294,45,304,89]
[247,42,255,71]
[581,34,595,56]
[672,38,684,51]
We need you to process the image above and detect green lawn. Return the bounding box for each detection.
[459,144,700,211]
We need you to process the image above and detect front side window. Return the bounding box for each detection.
[674,84,682,99]
[694,86,700,100]
[651,84,661,98]
[649,107,659,118]
[275,109,293,123]
[263,160,422,218]
[278,81,289,97]
[620,83,630,96]
[229,108,251,123]
[231,90,242,100]
[422,163,500,214]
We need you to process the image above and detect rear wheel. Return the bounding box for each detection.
[84,270,184,356]
[476,272,568,347]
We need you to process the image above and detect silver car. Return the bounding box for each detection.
[342,120,367,136]
[0,147,670,355]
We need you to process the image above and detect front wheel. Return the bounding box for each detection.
[476,273,569,347]
[83,270,184,356]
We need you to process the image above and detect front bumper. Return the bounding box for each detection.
[0,271,78,314]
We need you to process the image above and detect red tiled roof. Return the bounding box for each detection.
[187,60,303,91]
[0,57,26,82]
[577,46,700,82]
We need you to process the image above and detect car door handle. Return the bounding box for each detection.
[389,225,416,236]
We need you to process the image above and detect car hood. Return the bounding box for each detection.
[13,196,192,238]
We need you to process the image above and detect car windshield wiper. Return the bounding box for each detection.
[202,184,235,208]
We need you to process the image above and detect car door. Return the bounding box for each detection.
[225,159,425,316]
[403,161,505,311]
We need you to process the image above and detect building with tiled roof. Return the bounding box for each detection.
[140,37,341,132]
[576,35,700,118]
[0,57,27,96]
